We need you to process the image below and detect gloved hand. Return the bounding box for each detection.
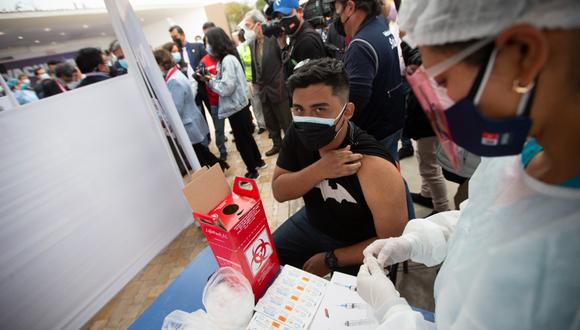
[357,257,401,321]
[363,236,413,267]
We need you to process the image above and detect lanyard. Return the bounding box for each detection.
[165,66,179,82]
[54,79,68,93]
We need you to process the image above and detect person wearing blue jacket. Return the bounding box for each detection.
[154,49,227,171]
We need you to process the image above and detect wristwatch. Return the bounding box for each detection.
[324,250,339,270]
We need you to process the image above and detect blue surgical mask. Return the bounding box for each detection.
[206,45,213,56]
[172,52,182,63]
[118,58,129,69]
[409,38,535,159]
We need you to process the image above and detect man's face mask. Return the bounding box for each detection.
[334,2,353,37]
[280,15,300,36]
[172,38,183,48]
[406,38,535,169]
[293,103,348,150]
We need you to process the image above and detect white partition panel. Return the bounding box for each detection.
[0,75,193,329]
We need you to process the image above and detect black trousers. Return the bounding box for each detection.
[228,106,263,172]
[195,83,211,123]
[192,143,220,168]
[262,99,292,147]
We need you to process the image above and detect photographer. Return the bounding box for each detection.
[272,0,326,75]
[244,10,292,157]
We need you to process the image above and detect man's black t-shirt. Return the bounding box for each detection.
[276,122,395,244]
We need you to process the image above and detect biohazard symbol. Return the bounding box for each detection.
[251,238,270,269]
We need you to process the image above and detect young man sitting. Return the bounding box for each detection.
[272,58,408,276]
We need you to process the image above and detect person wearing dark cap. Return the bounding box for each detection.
[272,0,326,76]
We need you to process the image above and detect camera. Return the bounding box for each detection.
[303,0,336,29]
[261,19,283,38]
[196,61,208,77]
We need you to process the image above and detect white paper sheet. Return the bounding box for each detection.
[309,272,379,330]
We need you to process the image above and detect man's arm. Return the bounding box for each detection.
[334,156,408,267]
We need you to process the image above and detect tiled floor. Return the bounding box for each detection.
[83,116,458,329]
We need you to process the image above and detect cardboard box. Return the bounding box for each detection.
[182,164,279,299]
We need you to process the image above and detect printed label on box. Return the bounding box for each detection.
[244,228,273,277]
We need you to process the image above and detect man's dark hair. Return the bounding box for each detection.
[47,59,62,66]
[204,27,242,65]
[75,47,104,73]
[55,62,76,78]
[168,25,184,34]
[336,0,381,17]
[202,22,216,31]
[287,58,349,101]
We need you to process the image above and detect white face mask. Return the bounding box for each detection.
[67,81,80,89]
[244,27,257,44]
[39,73,51,80]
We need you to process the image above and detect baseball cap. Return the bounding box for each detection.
[273,0,299,16]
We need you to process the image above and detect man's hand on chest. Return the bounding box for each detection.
[314,145,364,180]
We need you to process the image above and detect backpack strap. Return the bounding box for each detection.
[348,38,379,76]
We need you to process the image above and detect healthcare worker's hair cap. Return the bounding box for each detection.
[398,0,580,47]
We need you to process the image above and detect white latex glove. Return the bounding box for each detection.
[363,236,413,267]
[357,256,401,321]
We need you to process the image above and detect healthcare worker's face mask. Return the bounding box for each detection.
[406,38,535,168]
[293,103,348,151]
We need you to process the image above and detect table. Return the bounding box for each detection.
[129,247,434,329]
[128,247,217,330]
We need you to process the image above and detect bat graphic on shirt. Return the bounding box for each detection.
[315,180,357,204]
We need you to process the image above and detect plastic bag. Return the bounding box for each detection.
[161,267,254,330]
[203,267,255,329]
[161,310,214,330]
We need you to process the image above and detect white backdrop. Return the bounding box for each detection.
[0,75,194,329]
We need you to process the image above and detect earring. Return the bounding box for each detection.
[513,79,535,94]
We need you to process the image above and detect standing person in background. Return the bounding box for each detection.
[8,79,38,105]
[75,48,111,88]
[200,27,266,179]
[153,49,228,170]
[42,62,77,98]
[109,40,128,76]
[162,42,188,73]
[200,49,228,161]
[237,28,267,135]
[169,25,209,125]
[334,0,405,162]
[272,0,327,77]
[33,67,52,99]
[245,9,293,157]
[46,60,62,79]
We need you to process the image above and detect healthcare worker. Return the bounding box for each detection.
[357,0,580,329]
